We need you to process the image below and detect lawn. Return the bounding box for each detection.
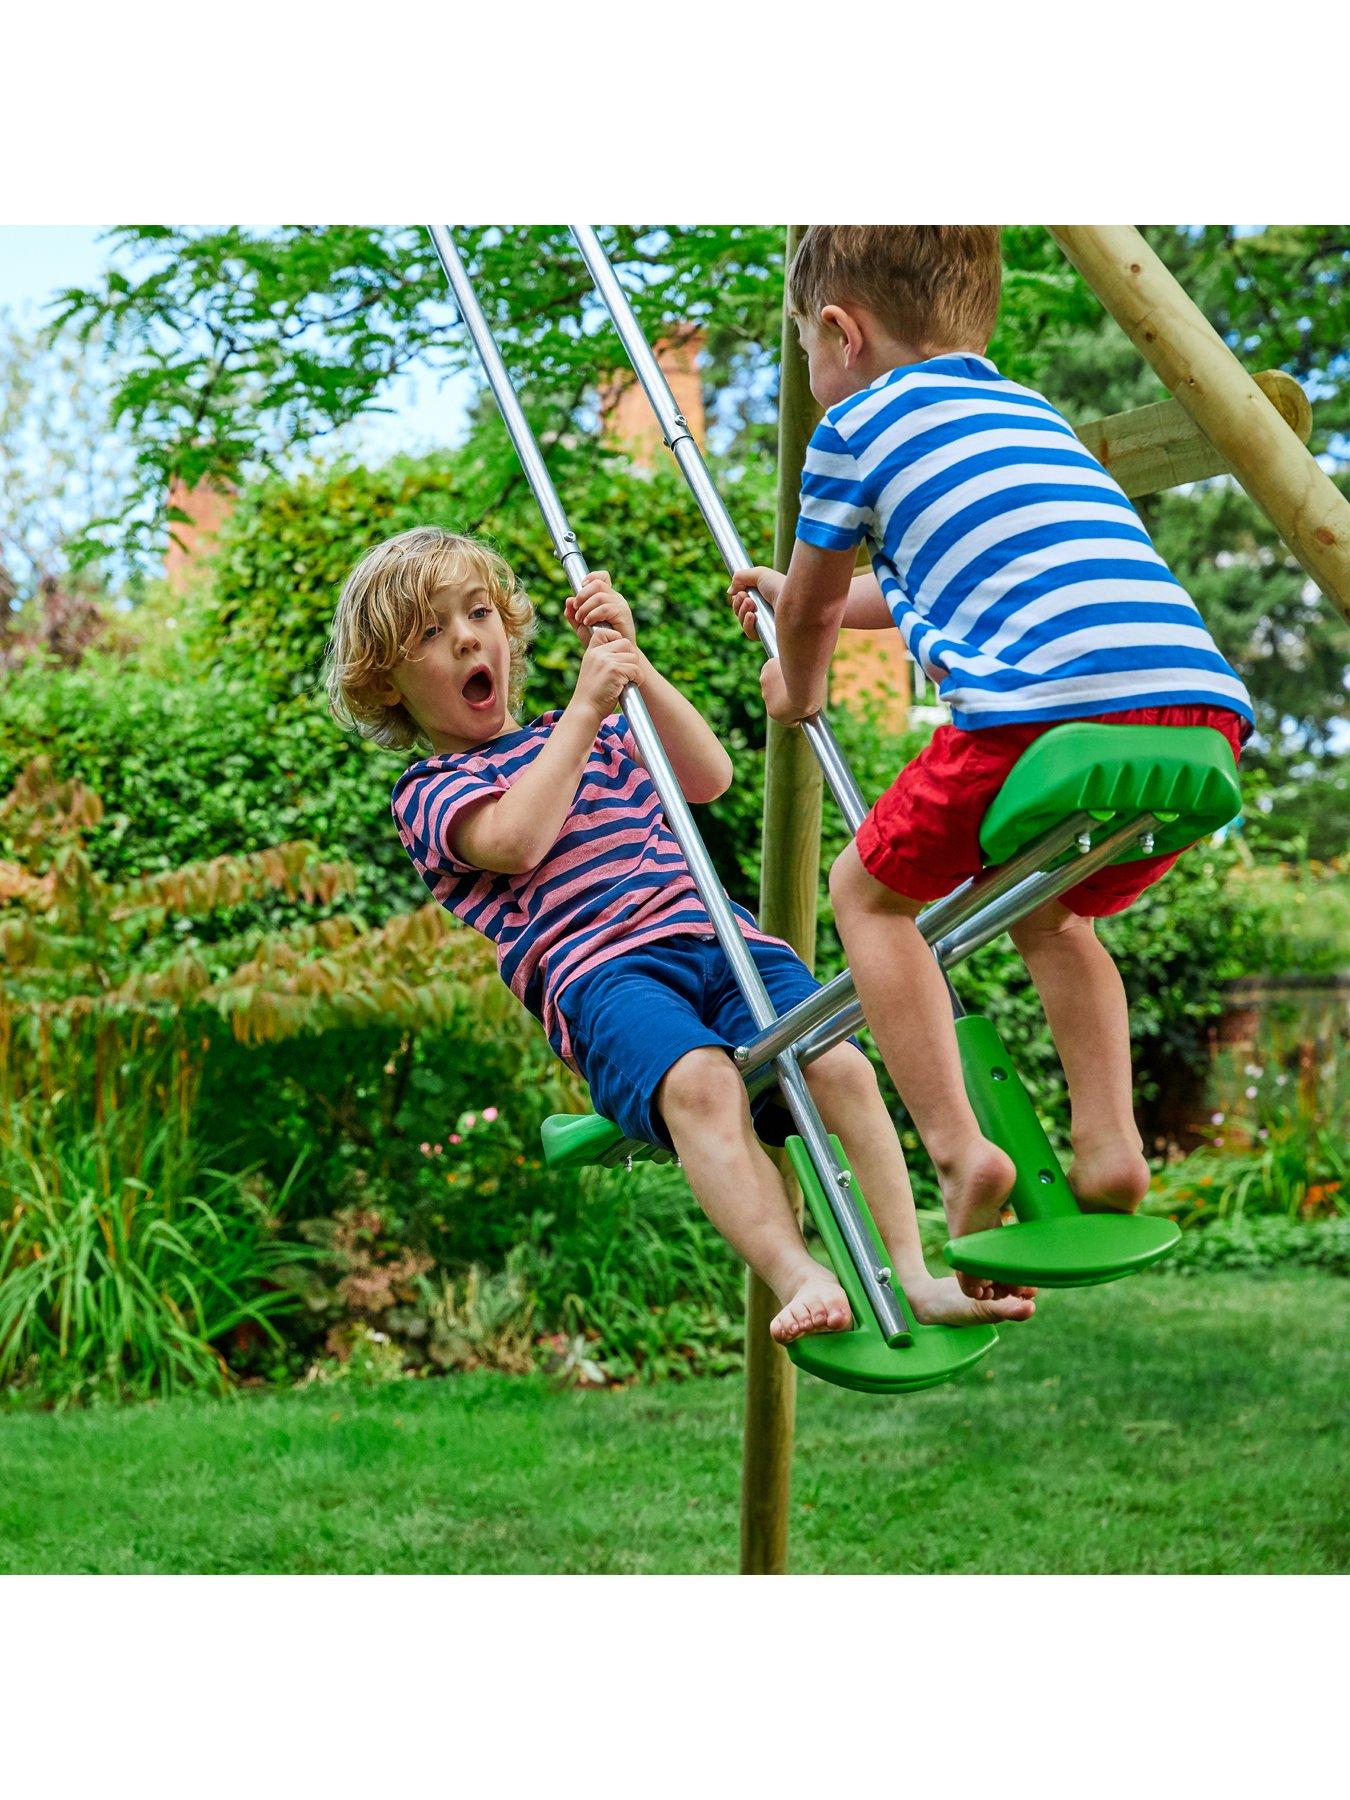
[1,1272,1344,1574]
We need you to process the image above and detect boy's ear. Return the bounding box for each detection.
[820,302,866,368]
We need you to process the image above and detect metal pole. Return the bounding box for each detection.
[734,810,1099,1073]
[428,226,908,1349]
[569,225,869,835]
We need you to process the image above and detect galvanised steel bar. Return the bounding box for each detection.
[741,813,1166,1098]
[568,225,870,836]
[429,226,908,1346]
[734,809,1099,1072]
[933,813,1160,965]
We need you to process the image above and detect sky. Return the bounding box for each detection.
[0,225,475,457]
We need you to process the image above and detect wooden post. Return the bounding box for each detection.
[1050,227,1350,624]
[739,227,824,1577]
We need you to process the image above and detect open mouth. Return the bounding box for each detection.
[462,667,496,710]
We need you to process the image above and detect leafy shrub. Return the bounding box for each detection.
[1161,1216,1350,1278]
[531,1162,745,1382]
[1146,1113,1347,1228]
[0,1106,306,1403]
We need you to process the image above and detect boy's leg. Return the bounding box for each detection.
[1008,899,1150,1211]
[801,1043,1035,1325]
[655,1047,851,1344]
[829,842,1015,1262]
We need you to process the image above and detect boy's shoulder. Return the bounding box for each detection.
[822,353,1025,442]
[390,708,636,807]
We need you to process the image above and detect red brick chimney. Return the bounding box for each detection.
[165,477,236,595]
[600,329,706,465]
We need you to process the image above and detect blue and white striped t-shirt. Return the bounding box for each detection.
[797,354,1253,732]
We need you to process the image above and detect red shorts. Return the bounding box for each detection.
[855,704,1247,919]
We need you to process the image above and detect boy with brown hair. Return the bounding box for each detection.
[730,226,1251,1284]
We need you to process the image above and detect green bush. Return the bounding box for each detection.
[0,1103,306,1403]
[1162,1216,1350,1278]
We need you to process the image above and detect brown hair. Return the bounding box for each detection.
[323,527,534,752]
[787,226,1002,352]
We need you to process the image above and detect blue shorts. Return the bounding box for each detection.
[552,934,823,1151]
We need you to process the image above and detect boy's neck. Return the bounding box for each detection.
[852,336,989,394]
[428,712,522,757]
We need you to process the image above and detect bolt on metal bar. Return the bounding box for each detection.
[428,226,907,1345]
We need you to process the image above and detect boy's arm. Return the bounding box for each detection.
[629,656,734,802]
[567,570,732,804]
[770,538,858,721]
[842,568,890,629]
[453,631,642,874]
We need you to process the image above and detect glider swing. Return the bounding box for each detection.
[424,221,1270,1401]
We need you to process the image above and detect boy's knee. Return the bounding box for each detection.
[804,1043,878,1104]
[1010,899,1095,951]
[829,841,920,922]
[657,1047,747,1125]
[829,842,873,918]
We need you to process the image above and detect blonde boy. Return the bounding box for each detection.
[325,526,1034,1342]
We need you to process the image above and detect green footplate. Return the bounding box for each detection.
[943,1213,1180,1288]
[785,1134,1002,1395]
[789,1318,998,1395]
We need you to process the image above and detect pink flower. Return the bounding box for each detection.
[483,1106,499,1122]
[449,1134,461,1145]
[434,1143,444,1155]
[464,1113,478,1130]
[419,1141,432,1156]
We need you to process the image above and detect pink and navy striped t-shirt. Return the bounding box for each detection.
[390,709,776,1070]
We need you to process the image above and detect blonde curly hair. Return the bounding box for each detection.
[323,527,535,752]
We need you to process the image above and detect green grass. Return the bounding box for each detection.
[1,1273,1344,1573]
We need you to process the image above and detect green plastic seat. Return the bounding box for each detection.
[784,1137,1000,1395]
[979,723,1242,867]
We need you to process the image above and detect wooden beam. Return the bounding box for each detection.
[1050,227,1350,624]
[740,227,823,1578]
[1076,369,1313,500]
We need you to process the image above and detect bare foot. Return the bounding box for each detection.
[907,1274,1035,1327]
[769,1263,853,1344]
[1069,1140,1151,1214]
[938,1138,1017,1297]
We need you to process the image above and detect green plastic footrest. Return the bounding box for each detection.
[540,1113,675,1171]
[951,1013,1180,1286]
[943,1213,1180,1287]
[785,1135,999,1395]
[789,1317,999,1394]
[979,723,1241,866]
